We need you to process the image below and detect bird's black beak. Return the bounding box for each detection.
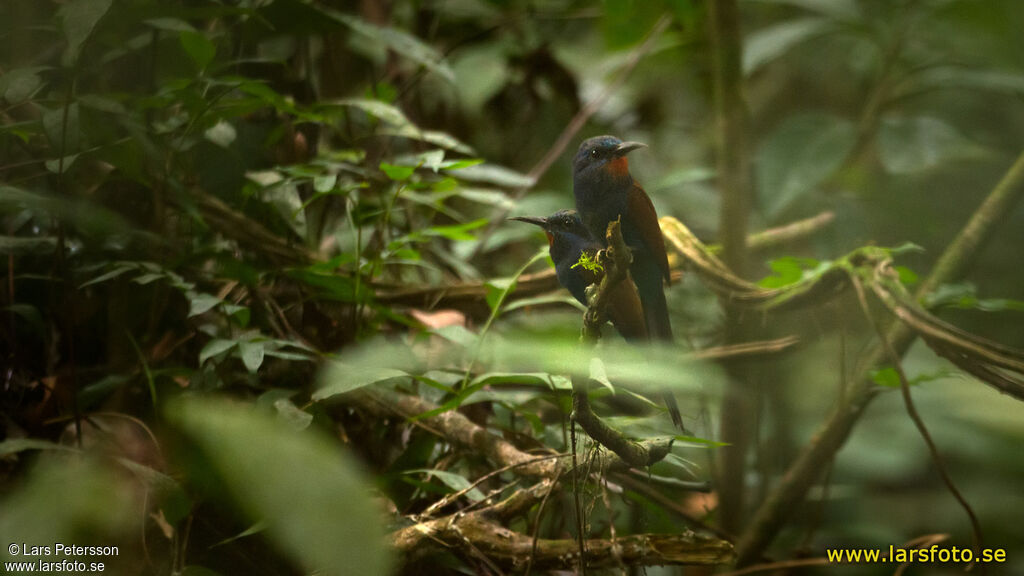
[613,141,647,156]
[509,216,548,229]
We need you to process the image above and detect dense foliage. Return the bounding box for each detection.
[3,0,1024,575]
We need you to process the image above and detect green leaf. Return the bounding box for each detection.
[59,0,114,65]
[188,293,222,317]
[759,257,821,288]
[758,113,856,219]
[453,163,534,188]
[878,116,988,174]
[0,67,46,104]
[321,9,454,82]
[589,357,614,393]
[238,340,266,373]
[406,469,485,501]
[313,174,337,193]
[180,31,216,69]
[420,218,488,241]
[200,339,237,365]
[330,98,410,126]
[0,458,135,557]
[485,278,515,312]
[313,362,408,401]
[744,17,834,74]
[273,398,313,431]
[380,163,416,181]
[167,399,391,576]
[42,103,80,154]
[870,367,901,388]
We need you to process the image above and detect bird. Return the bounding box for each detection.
[510,210,648,342]
[511,209,683,429]
[571,136,682,428]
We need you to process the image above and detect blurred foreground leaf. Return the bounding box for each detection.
[167,398,391,576]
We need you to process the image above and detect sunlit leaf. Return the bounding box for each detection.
[380,163,416,181]
[238,340,266,373]
[200,339,237,364]
[314,362,408,401]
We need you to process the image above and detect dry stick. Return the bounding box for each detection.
[850,276,984,573]
[468,14,673,260]
[735,149,1024,565]
[379,210,836,311]
[708,0,756,536]
[523,467,565,576]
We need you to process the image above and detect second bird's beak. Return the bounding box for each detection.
[613,141,647,156]
[508,216,548,229]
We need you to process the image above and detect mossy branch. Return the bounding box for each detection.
[571,219,673,469]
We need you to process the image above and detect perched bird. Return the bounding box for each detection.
[572,136,682,427]
[510,210,648,342]
[512,209,683,429]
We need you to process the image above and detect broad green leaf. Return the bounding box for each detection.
[200,339,237,364]
[380,163,416,181]
[0,67,46,104]
[406,469,485,501]
[238,340,266,373]
[758,257,822,288]
[321,9,454,81]
[758,112,856,219]
[485,278,515,312]
[180,31,216,69]
[744,17,834,74]
[589,357,614,393]
[167,399,390,576]
[878,116,988,174]
[314,174,337,193]
[273,398,313,431]
[42,103,79,154]
[188,293,222,317]
[314,362,408,401]
[330,98,410,126]
[59,0,114,65]
[454,163,534,188]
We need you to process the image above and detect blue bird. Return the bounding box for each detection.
[571,136,682,428]
[512,209,683,428]
[510,210,648,342]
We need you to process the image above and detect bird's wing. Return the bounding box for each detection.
[627,184,672,284]
[606,272,649,342]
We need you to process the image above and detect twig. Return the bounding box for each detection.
[735,149,1024,565]
[850,275,984,572]
[570,220,674,468]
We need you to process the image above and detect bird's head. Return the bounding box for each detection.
[572,135,646,182]
[509,209,592,251]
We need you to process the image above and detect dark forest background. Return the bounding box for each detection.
[2,0,1024,575]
